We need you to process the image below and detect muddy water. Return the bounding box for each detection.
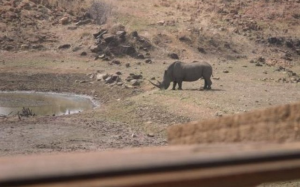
[0,92,96,116]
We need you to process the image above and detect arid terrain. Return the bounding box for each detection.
[1,1,300,185]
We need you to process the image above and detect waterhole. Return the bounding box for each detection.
[0,92,97,116]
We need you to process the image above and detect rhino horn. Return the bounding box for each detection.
[149,80,162,89]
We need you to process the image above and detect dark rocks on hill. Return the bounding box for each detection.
[267,37,300,56]
[268,37,284,45]
[168,53,179,59]
[58,44,71,50]
[91,27,152,59]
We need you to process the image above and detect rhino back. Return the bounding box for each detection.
[174,61,211,81]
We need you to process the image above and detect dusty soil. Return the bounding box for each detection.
[0,0,300,160]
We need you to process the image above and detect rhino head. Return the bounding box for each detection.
[149,70,171,89]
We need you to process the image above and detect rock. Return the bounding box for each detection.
[117,82,123,86]
[59,17,69,25]
[223,70,229,73]
[157,20,165,25]
[93,29,108,38]
[130,31,139,38]
[20,44,30,50]
[268,37,283,45]
[116,31,126,38]
[131,74,143,79]
[96,73,109,81]
[67,26,77,30]
[72,46,82,52]
[124,84,134,89]
[102,34,115,43]
[215,112,223,117]
[197,47,206,54]
[31,45,45,50]
[105,76,115,84]
[168,53,179,59]
[257,57,266,63]
[131,79,140,86]
[179,35,192,43]
[147,133,155,137]
[90,45,100,53]
[75,19,91,26]
[116,71,122,75]
[98,54,106,59]
[145,59,152,64]
[255,63,263,67]
[121,45,136,56]
[58,44,71,50]
[137,54,145,59]
[111,60,121,65]
[80,52,87,56]
[4,45,14,51]
[286,40,294,48]
[125,63,130,68]
[224,43,231,49]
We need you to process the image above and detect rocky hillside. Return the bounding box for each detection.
[1,0,300,66]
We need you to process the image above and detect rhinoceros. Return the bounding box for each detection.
[150,61,213,90]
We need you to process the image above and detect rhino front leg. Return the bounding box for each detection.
[172,81,177,90]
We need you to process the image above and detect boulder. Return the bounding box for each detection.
[116,31,126,38]
[96,73,109,81]
[197,47,206,54]
[121,45,136,56]
[137,54,145,59]
[90,45,100,53]
[102,34,115,43]
[130,79,140,86]
[105,76,114,84]
[59,17,69,25]
[20,44,30,50]
[145,59,152,64]
[111,60,121,65]
[80,52,87,56]
[58,44,71,50]
[75,19,91,26]
[93,29,108,39]
[168,53,179,59]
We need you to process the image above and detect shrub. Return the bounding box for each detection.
[88,0,112,25]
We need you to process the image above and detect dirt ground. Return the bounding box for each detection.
[0,0,300,154]
[1,49,299,156]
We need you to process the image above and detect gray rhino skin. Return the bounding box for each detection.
[150,61,213,90]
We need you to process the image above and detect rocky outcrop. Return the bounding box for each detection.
[91,71,143,88]
[91,26,152,59]
[168,102,300,145]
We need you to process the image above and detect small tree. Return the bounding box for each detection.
[88,0,112,25]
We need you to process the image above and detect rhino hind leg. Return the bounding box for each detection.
[203,79,212,90]
[172,81,177,90]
